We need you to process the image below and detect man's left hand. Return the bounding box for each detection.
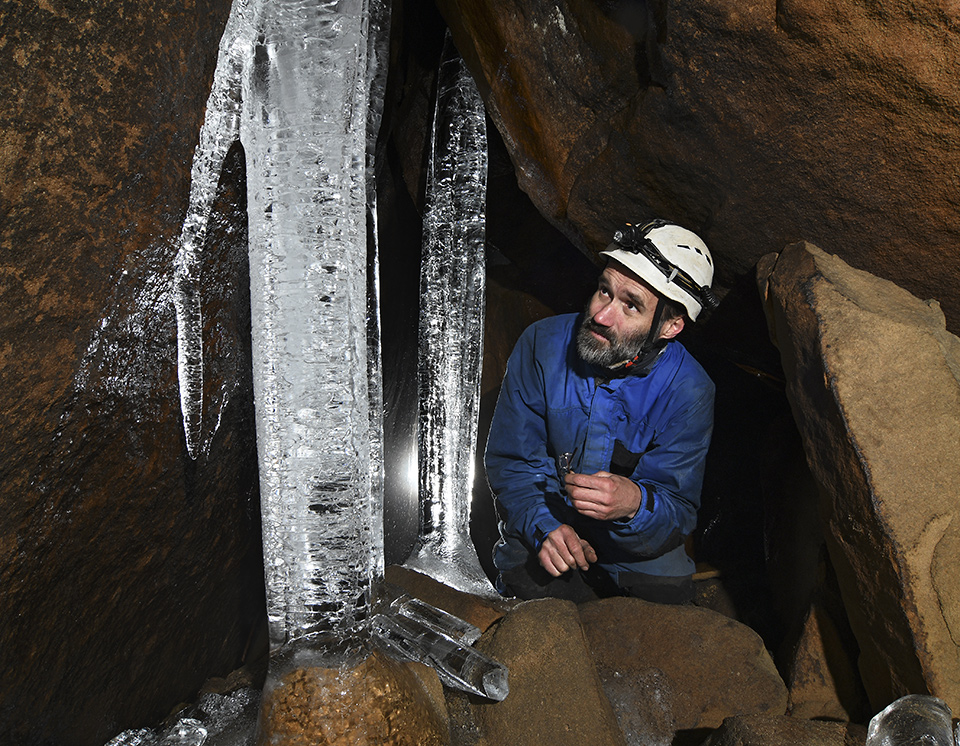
[564,471,642,521]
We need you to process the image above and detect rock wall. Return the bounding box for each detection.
[0,2,264,745]
[436,0,960,331]
[759,241,960,712]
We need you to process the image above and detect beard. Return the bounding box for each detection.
[576,313,649,369]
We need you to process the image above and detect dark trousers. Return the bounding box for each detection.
[499,550,694,605]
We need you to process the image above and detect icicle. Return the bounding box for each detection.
[173,0,258,459]
[405,33,498,598]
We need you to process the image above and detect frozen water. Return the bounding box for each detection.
[371,610,508,701]
[866,694,954,746]
[105,730,156,746]
[363,0,391,597]
[174,0,257,459]
[176,0,386,647]
[102,690,260,746]
[158,719,207,746]
[405,33,498,599]
[239,0,384,648]
[190,690,260,746]
[384,585,482,644]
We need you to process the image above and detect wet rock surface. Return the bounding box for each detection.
[436,0,960,330]
[0,1,266,745]
[469,598,626,746]
[759,242,960,712]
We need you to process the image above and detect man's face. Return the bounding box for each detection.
[576,263,680,368]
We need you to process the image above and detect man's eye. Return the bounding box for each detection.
[598,287,611,297]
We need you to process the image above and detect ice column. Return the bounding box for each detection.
[404,35,498,598]
[175,0,381,648]
[241,0,382,647]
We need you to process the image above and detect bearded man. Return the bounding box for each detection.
[484,220,718,604]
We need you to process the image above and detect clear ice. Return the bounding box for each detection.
[170,0,510,730]
[174,0,384,647]
[173,0,254,459]
[866,694,955,746]
[405,34,499,599]
[243,0,384,647]
[371,609,508,701]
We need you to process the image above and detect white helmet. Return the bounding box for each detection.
[599,219,718,321]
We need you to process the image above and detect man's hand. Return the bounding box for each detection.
[538,524,598,577]
[565,471,643,521]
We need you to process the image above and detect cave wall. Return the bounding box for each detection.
[0,2,264,745]
[435,0,960,331]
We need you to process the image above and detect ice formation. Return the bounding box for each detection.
[866,695,955,746]
[170,0,509,727]
[243,0,383,647]
[173,0,254,460]
[404,34,499,599]
[173,0,384,647]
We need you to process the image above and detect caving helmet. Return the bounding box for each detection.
[599,219,719,321]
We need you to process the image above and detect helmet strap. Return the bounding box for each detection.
[642,297,667,355]
[610,297,668,378]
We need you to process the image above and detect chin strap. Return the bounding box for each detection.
[610,298,668,377]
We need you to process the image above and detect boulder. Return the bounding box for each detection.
[781,593,868,722]
[436,0,960,330]
[579,597,787,744]
[758,242,960,712]
[701,713,867,746]
[470,598,626,746]
[257,651,448,746]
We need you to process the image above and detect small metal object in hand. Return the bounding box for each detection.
[557,452,575,476]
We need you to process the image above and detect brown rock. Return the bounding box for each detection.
[257,651,448,746]
[0,3,264,745]
[782,595,867,722]
[471,598,626,746]
[579,597,787,741]
[758,242,960,711]
[437,0,960,330]
[701,713,867,746]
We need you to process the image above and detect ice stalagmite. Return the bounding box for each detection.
[242,0,382,648]
[405,35,498,598]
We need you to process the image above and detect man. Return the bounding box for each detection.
[484,220,718,604]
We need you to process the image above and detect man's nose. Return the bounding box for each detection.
[593,300,616,326]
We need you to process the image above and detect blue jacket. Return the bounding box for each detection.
[485,313,714,582]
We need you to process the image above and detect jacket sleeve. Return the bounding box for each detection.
[483,327,564,551]
[606,376,715,559]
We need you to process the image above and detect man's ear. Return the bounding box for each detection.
[658,315,685,340]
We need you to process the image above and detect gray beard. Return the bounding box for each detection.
[576,315,648,369]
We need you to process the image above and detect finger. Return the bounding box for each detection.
[564,472,598,490]
[564,537,589,570]
[539,546,565,576]
[573,503,606,521]
[555,538,581,571]
[581,539,598,564]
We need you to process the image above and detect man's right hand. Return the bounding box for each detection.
[538,524,598,577]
